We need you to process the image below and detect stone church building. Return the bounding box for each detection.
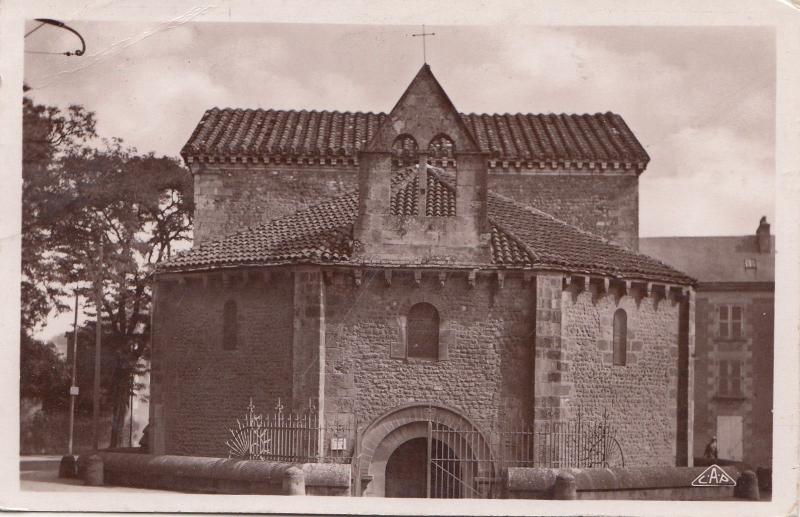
[150,65,695,496]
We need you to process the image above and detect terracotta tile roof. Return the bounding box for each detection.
[160,168,691,284]
[390,169,457,217]
[390,169,418,216]
[486,192,686,281]
[181,108,649,171]
[426,170,457,217]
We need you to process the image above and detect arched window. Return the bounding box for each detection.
[223,299,238,350]
[391,134,418,161]
[613,309,627,366]
[428,134,455,159]
[407,302,439,360]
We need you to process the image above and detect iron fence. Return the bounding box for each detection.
[224,400,622,498]
[225,399,352,464]
[499,415,625,469]
[427,409,624,498]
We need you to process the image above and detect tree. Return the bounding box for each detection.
[55,140,193,446]
[21,95,96,334]
[19,331,69,412]
[21,95,194,447]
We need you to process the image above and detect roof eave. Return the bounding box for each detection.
[155,260,694,286]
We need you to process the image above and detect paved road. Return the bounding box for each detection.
[19,455,772,501]
[19,456,164,493]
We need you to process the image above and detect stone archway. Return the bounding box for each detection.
[385,437,428,497]
[357,404,494,497]
[385,436,463,498]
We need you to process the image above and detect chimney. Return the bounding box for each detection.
[756,216,771,253]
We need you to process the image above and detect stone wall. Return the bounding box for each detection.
[97,452,350,495]
[323,270,536,432]
[150,273,295,456]
[150,268,686,468]
[560,287,682,466]
[488,171,639,250]
[532,274,570,423]
[191,165,639,250]
[506,465,744,500]
[693,289,774,469]
[192,164,356,245]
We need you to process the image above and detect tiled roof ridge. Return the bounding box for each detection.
[429,166,604,264]
[166,189,360,264]
[428,167,687,281]
[491,188,612,243]
[181,108,650,169]
[201,106,627,119]
[429,166,611,245]
[486,187,686,278]
[490,219,540,263]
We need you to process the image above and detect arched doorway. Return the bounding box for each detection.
[384,437,463,498]
[358,404,494,498]
[385,438,427,498]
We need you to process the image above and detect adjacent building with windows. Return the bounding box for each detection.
[641,217,774,470]
[149,65,696,497]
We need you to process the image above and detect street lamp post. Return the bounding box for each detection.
[129,373,134,447]
[58,290,81,478]
[92,240,103,451]
[67,291,79,455]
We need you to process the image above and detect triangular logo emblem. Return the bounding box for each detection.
[691,464,737,486]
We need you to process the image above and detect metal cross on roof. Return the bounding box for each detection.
[412,24,436,63]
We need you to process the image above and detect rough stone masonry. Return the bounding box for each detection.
[150,64,695,489]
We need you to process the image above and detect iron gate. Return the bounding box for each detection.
[423,407,624,499]
[427,419,496,498]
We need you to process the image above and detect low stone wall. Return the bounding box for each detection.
[96,452,350,496]
[302,462,352,496]
[507,466,746,500]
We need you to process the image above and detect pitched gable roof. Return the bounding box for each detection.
[366,64,481,153]
[160,167,691,285]
[181,110,649,171]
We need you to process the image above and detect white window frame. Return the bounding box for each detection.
[718,304,744,339]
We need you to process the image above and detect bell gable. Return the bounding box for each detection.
[366,64,480,156]
[354,65,491,264]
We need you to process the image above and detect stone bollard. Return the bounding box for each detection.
[84,454,104,486]
[734,470,760,500]
[284,466,306,495]
[58,455,78,479]
[76,454,88,480]
[756,467,772,491]
[553,472,577,500]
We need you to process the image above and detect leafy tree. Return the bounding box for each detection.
[22,95,194,447]
[55,140,193,445]
[21,95,96,333]
[19,331,69,412]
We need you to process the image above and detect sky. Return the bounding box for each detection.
[23,21,776,341]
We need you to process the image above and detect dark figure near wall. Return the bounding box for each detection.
[704,436,718,460]
[139,424,150,450]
